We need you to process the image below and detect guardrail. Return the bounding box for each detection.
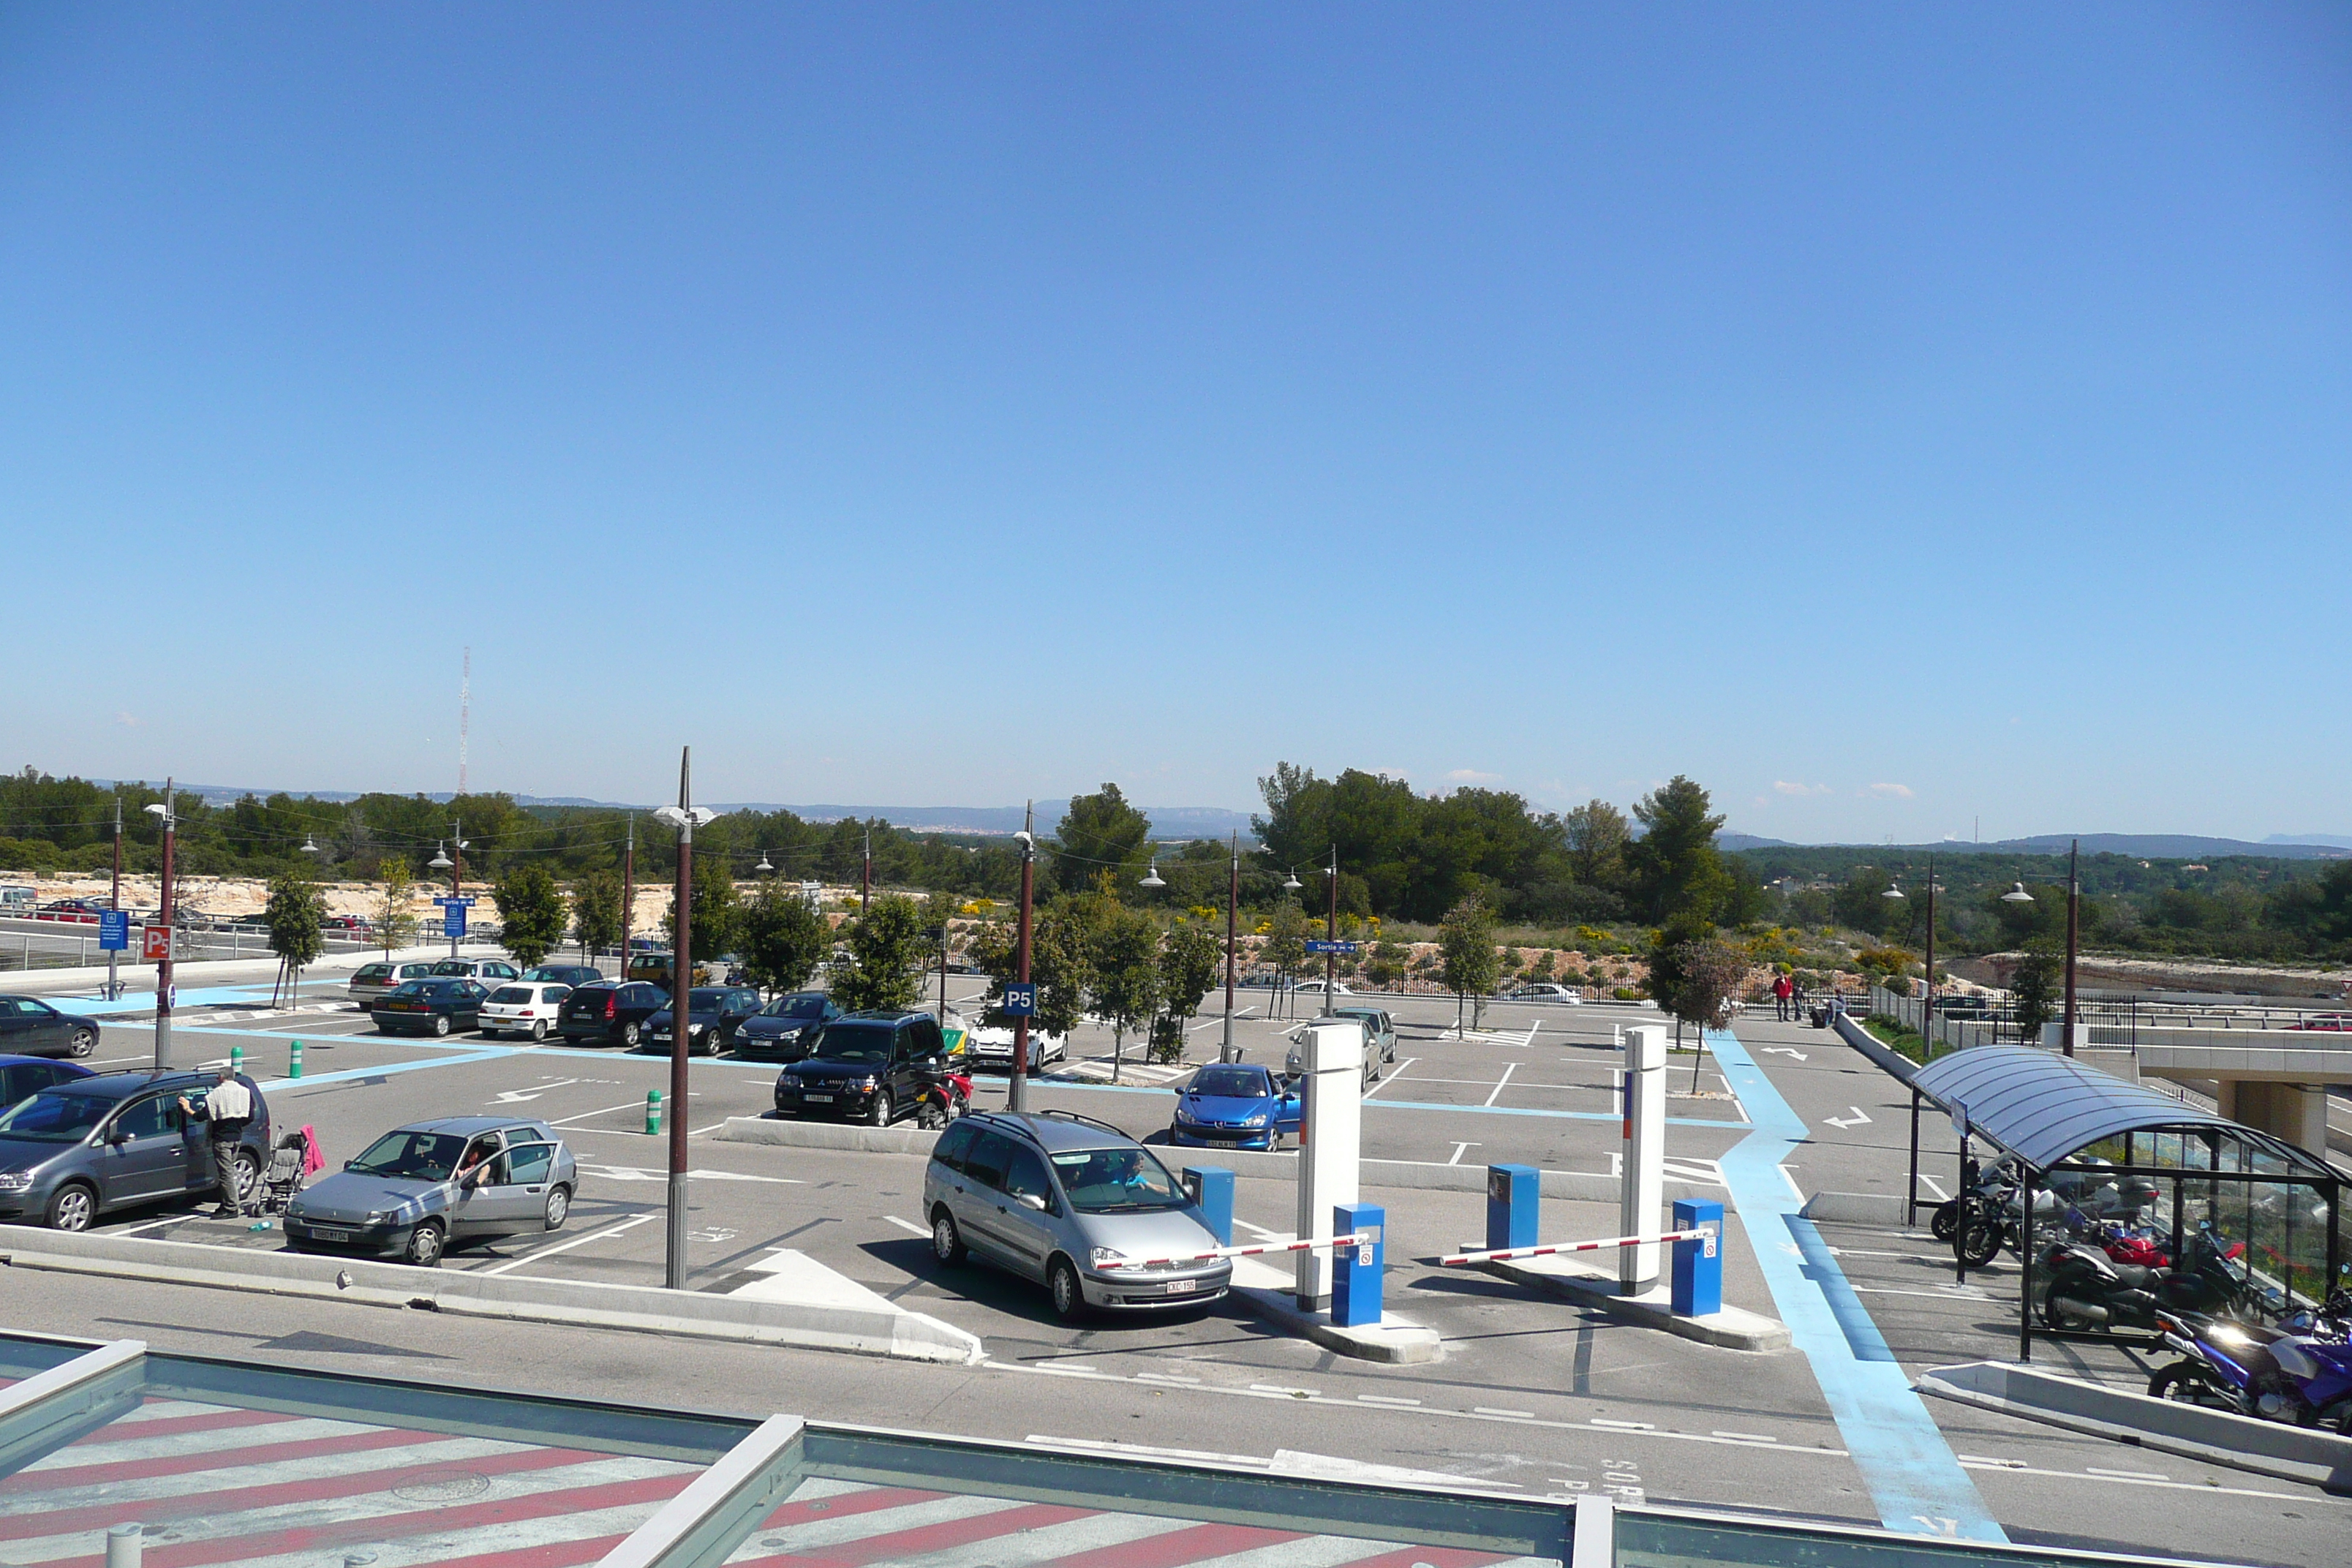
[1097,1231,1375,1272]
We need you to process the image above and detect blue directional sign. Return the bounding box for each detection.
[442,903,468,938]
[1303,939,1360,955]
[432,896,478,908]
[97,911,130,951]
[1001,982,1037,1018]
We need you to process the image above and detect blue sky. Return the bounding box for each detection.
[4,5,2346,842]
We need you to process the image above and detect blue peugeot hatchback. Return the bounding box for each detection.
[1166,1063,1301,1152]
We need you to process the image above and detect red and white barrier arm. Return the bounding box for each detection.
[1439,1228,1710,1267]
[1096,1232,1374,1272]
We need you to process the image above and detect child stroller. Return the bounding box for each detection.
[257,1128,315,1215]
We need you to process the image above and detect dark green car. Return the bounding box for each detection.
[369,978,489,1037]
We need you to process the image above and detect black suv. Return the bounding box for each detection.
[558,981,671,1048]
[772,1011,951,1126]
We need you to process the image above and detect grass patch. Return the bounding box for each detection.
[1863,1015,1931,1066]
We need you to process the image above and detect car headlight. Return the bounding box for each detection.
[1089,1246,1127,1268]
[1243,1111,1269,1128]
[0,1172,34,1192]
[856,1076,878,1090]
[366,1210,393,1224]
[1173,1104,1197,1125]
[778,1074,799,1088]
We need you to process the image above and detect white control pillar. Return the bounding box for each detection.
[1620,1023,1667,1293]
[1295,1021,1362,1308]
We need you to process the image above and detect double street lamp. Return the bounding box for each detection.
[652,749,717,1292]
[143,782,180,1070]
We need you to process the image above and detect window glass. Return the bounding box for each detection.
[930,1122,977,1173]
[546,987,570,1003]
[1050,1147,1187,1213]
[491,987,532,1004]
[0,1091,109,1142]
[911,1018,943,1056]
[350,1130,467,1181]
[505,1144,554,1185]
[1003,1147,1054,1210]
[1191,1066,1269,1098]
[962,1130,1015,1190]
[113,1096,175,1140]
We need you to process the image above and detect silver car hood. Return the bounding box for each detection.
[290,1171,450,1224]
[1071,1204,1221,1257]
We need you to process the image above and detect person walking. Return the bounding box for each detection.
[1772,970,1795,1022]
[179,1063,257,1218]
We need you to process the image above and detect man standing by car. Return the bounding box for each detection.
[178,1063,257,1218]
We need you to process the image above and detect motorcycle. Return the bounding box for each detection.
[913,1061,972,1129]
[2038,1223,2256,1333]
[1931,1156,2012,1243]
[2149,1292,2352,1431]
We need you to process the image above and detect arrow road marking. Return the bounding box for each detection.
[1763,1048,1809,1062]
[1825,1107,1872,1129]
[491,1077,582,1104]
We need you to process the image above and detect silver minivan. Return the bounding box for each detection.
[922,1111,1232,1321]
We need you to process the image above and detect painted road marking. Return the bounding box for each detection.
[883,1214,930,1237]
[491,1078,584,1103]
[1447,1142,1480,1165]
[478,1211,659,1277]
[1360,1057,1417,1099]
[1825,1106,1873,1129]
[1482,1063,1518,1107]
[1710,1024,2003,1542]
[1476,1407,1535,1419]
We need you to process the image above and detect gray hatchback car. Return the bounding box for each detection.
[923,1110,1232,1321]
[282,1115,577,1267]
[0,1070,271,1231]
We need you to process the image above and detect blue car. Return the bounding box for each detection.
[1168,1063,1301,1152]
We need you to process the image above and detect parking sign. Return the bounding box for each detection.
[141,924,171,962]
[98,911,130,951]
[443,903,468,938]
[1002,982,1037,1018]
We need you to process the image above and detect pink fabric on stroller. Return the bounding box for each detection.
[300,1124,326,1177]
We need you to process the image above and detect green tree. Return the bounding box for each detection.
[1563,800,1631,892]
[493,863,568,969]
[2010,942,2063,1042]
[1438,896,1500,1030]
[1158,921,1221,1034]
[263,872,326,1006]
[1627,777,1731,924]
[372,859,418,957]
[1262,901,1310,1019]
[1090,904,1163,1082]
[738,881,831,994]
[1050,784,1153,897]
[1366,938,1409,988]
[829,893,927,1013]
[1659,937,1749,1089]
[570,867,622,965]
[665,870,743,965]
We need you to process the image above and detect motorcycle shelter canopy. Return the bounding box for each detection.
[1908,1044,2329,1177]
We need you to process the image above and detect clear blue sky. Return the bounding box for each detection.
[4,5,2346,841]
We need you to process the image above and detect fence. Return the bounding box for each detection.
[1864,984,2351,1058]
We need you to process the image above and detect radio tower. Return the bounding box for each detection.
[459,647,471,796]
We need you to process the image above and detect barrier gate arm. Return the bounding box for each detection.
[1097,1232,1376,1271]
[1439,1226,1713,1267]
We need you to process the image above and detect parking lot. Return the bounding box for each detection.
[10,973,2346,1564]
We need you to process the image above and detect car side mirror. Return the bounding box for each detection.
[1017,1192,1047,1212]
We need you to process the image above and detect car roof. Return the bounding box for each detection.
[834,1009,925,1024]
[59,1071,218,1100]
[389,1116,549,1137]
[965,1110,1139,1154]
[0,1055,96,1073]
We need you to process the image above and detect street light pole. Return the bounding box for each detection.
[1221,832,1239,1064]
[448,820,466,959]
[1011,803,1035,1115]
[620,814,634,974]
[862,826,871,916]
[146,781,177,1071]
[1324,843,1339,1001]
[2063,838,2080,1057]
[108,794,122,1003]
[652,749,717,1292]
[1923,854,1937,1050]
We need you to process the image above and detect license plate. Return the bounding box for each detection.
[1158,1279,1199,1294]
[310,1226,351,1242]
[802,1093,833,1103]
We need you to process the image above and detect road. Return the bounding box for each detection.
[0,972,2339,1566]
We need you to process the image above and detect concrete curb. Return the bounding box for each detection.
[1473,1254,1792,1352]
[1799,1191,1912,1225]
[1225,1259,1443,1365]
[718,1117,940,1156]
[1831,1011,1919,1084]
[1917,1360,2352,1490]
[0,1225,983,1366]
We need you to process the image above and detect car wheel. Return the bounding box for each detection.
[931,1208,966,1265]
[867,1089,892,1127]
[620,1022,640,1049]
[529,1020,548,1042]
[1049,1256,1087,1322]
[233,1150,262,1207]
[431,1014,452,1036]
[67,1026,97,1059]
[402,1221,445,1267]
[46,1183,96,1232]
[544,1184,571,1231]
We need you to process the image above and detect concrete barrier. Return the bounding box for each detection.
[0,1224,982,1366]
[1917,1360,2352,1490]
[715,1118,1717,1202]
[1830,1011,1919,1084]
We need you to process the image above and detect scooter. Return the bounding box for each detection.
[2038,1224,2255,1333]
[2149,1293,2352,1430]
[913,1062,972,1129]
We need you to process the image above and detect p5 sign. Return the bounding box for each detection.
[142,924,172,962]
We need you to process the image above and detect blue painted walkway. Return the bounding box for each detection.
[1705,1023,2005,1542]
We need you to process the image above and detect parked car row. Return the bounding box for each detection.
[0,996,100,1060]
[0,1068,271,1231]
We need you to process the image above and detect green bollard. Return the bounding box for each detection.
[646,1090,663,1136]
[289,1039,304,1079]
[229,1044,244,1075]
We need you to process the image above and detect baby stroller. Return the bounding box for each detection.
[257,1127,320,1215]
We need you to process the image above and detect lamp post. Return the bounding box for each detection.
[1322,843,1339,1002]
[1010,804,1035,1114]
[429,826,468,959]
[107,794,122,1003]
[1281,866,1303,1019]
[2064,838,2081,1054]
[862,826,871,915]
[620,814,635,975]
[1221,833,1240,1064]
[143,781,177,1071]
[652,748,717,1292]
[2000,881,2036,1047]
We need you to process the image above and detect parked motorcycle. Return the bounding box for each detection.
[2149,1292,2352,1431]
[913,1061,972,1129]
[2038,1224,2257,1333]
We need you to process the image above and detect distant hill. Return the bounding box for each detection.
[2266,833,2352,849]
[761,802,1257,841]
[1725,832,2351,862]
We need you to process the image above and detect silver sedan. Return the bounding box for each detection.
[283,1115,577,1267]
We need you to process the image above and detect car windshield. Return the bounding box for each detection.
[385,982,434,999]
[356,965,391,981]
[810,1022,894,1064]
[429,962,473,976]
[1051,1147,1186,1213]
[765,995,826,1018]
[348,1130,470,1182]
[686,988,730,1009]
[491,987,532,1003]
[1190,1066,1271,1098]
[0,1090,113,1142]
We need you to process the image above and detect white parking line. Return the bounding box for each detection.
[883,1214,930,1237]
[1360,1057,1417,1099]
[479,1211,659,1277]
[110,1214,194,1237]
[549,1097,677,1128]
[1482,1063,1517,1107]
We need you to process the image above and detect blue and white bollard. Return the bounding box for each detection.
[1331,1201,1384,1328]
[1670,1197,1723,1317]
[1487,1163,1539,1253]
[1183,1166,1235,1248]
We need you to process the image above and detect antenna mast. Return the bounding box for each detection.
[459,646,471,796]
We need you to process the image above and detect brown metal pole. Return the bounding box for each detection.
[1324,843,1338,1000]
[449,818,464,960]
[666,750,693,1291]
[620,815,634,976]
[1923,854,1936,1055]
[154,780,175,1071]
[2063,838,2079,1056]
[1010,803,1034,1114]
[862,826,871,916]
[108,795,121,1001]
[1221,833,1238,1063]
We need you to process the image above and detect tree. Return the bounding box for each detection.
[570,867,622,964]
[263,872,326,1007]
[1563,800,1630,892]
[829,893,926,1014]
[665,870,743,964]
[1627,777,1731,924]
[1050,784,1153,897]
[739,880,829,994]
[493,863,568,969]
[1657,937,1749,1089]
[372,859,418,957]
[1366,938,1409,988]
[1438,896,1500,1031]
[1262,901,1310,1019]
[1158,921,1221,1034]
[1090,904,1163,1082]
[2010,942,2063,1043]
